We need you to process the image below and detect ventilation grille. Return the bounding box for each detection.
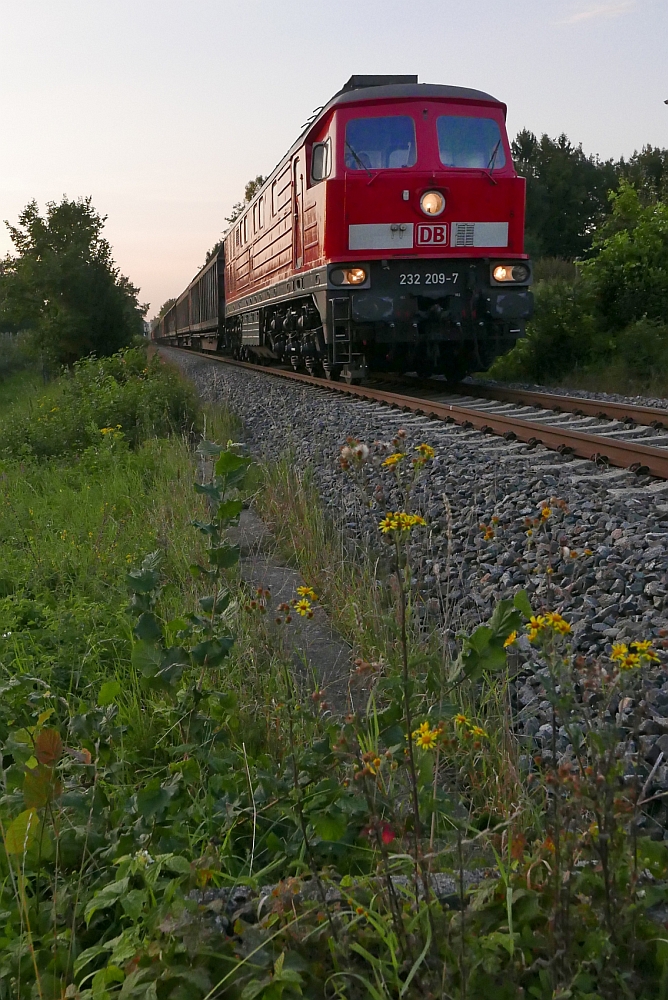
[453,223,475,247]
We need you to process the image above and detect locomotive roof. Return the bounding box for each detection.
[327,82,505,112]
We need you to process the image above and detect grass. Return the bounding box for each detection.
[0,353,667,998]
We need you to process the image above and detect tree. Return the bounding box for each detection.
[0,197,145,365]
[224,175,266,225]
[618,145,668,204]
[512,130,618,259]
[581,181,668,330]
[203,175,268,266]
[156,298,176,319]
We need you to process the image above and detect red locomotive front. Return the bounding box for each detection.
[205,76,532,381]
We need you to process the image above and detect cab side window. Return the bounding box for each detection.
[311,139,331,183]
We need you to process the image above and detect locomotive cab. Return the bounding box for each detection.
[315,78,533,380]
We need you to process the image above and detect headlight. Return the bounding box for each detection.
[330,267,367,286]
[492,263,530,283]
[420,190,446,216]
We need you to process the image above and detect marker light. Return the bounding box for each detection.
[493,264,530,283]
[330,267,367,285]
[420,190,446,216]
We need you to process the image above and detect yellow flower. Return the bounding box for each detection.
[540,507,552,520]
[470,725,487,738]
[293,599,312,616]
[630,640,659,661]
[542,611,571,635]
[379,514,399,534]
[378,511,427,534]
[454,713,469,727]
[415,443,435,460]
[619,653,641,671]
[297,586,318,601]
[412,722,440,750]
[382,452,404,468]
[611,643,628,662]
[504,631,518,648]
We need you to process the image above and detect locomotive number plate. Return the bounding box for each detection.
[399,272,458,286]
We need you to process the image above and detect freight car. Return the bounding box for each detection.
[154,75,533,382]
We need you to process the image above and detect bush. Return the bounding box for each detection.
[487,278,597,383]
[488,185,668,390]
[0,347,200,458]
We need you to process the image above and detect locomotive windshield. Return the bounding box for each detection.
[344,115,417,170]
[436,116,506,169]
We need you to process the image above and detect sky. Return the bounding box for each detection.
[1,0,667,316]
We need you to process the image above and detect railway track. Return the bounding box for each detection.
[168,348,668,479]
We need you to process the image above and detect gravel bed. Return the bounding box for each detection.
[467,375,668,411]
[165,349,668,831]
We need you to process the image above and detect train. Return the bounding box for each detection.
[153,74,533,383]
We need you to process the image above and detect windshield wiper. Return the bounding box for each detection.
[345,140,373,178]
[483,140,501,185]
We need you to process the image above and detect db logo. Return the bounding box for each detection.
[417,224,447,245]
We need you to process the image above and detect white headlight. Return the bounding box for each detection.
[330,267,367,286]
[420,191,446,216]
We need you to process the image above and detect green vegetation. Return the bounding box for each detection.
[0,197,145,366]
[489,183,668,391]
[1,362,668,997]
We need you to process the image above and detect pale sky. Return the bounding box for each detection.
[1,0,666,315]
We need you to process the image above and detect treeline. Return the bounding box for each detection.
[515,131,668,259]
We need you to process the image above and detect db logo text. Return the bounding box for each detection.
[416,224,447,246]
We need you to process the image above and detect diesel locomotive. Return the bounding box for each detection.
[153,75,533,382]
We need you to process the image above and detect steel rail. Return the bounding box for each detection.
[454,382,668,427]
[165,348,668,479]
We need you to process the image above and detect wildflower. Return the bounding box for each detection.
[526,612,570,642]
[414,729,439,750]
[503,631,518,648]
[631,640,660,662]
[542,611,571,635]
[470,725,487,738]
[454,713,469,727]
[611,643,629,662]
[540,506,552,520]
[352,443,370,462]
[296,585,317,601]
[412,721,440,750]
[382,452,404,468]
[293,598,312,617]
[415,443,435,460]
[378,511,426,534]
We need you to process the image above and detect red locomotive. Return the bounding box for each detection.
[154,75,532,382]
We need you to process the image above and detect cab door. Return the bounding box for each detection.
[293,156,304,269]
